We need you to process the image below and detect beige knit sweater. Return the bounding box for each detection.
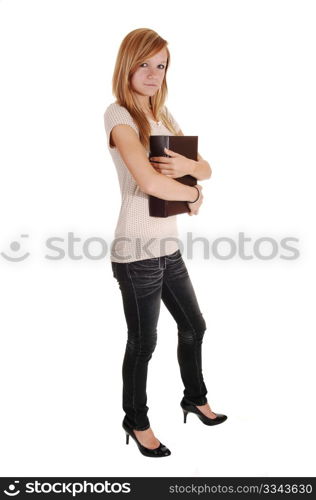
[104,102,182,263]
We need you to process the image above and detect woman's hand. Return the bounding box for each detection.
[188,184,203,216]
[149,147,194,178]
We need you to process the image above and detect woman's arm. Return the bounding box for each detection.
[111,124,200,202]
[178,129,212,180]
[192,153,212,180]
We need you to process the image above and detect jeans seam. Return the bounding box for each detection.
[163,278,203,399]
[126,263,145,428]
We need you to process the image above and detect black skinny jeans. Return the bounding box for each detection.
[111,249,208,431]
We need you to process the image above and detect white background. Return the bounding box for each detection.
[0,0,315,477]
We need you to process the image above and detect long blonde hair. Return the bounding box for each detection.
[112,28,179,150]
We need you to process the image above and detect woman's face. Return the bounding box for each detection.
[130,48,168,101]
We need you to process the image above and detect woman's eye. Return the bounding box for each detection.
[140,63,165,69]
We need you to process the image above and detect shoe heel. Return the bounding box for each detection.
[183,409,188,423]
[125,432,129,445]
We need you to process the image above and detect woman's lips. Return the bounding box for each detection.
[144,84,157,87]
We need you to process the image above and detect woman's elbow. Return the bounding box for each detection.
[138,171,159,195]
[138,178,155,195]
[139,183,151,195]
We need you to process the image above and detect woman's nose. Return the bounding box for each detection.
[147,68,159,78]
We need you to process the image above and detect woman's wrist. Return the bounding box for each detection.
[188,185,200,203]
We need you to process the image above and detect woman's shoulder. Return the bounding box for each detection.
[104,101,131,117]
[105,101,170,119]
[104,101,137,126]
[103,101,139,139]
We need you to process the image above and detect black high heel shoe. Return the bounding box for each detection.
[122,421,171,457]
[181,399,227,426]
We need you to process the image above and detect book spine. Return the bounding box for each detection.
[164,136,171,217]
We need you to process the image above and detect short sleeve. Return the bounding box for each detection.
[165,106,181,133]
[104,103,139,149]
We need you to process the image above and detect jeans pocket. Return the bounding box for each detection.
[128,259,158,274]
[128,257,159,271]
[128,258,162,285]
[165,249,182,262]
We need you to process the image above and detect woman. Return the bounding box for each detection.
[104,28,227,458]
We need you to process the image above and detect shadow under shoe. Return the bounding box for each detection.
[180,398,227,426]
[122,421,171,457]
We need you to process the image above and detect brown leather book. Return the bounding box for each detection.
[149,135,198,217]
